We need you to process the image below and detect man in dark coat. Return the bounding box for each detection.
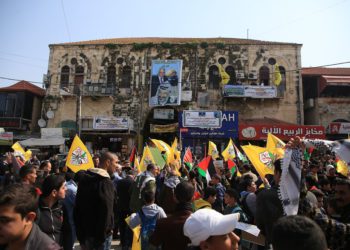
[116,168,134,250]
[149,181,194,250]
[74,152,118,250]
[150,67,168,97]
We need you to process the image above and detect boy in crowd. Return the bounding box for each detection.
[0,183,60,250]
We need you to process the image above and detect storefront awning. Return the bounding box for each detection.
[239,117,325,140]
[321,75,350,86]
[19,138,65,147]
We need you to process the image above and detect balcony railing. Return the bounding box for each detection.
[60,83,116,96]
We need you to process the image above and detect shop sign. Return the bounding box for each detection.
[239,125,325,140]
[41,128,63,138]
[181,90,192,101]
[0,132,13,146]
[328,122,350,134]
[223,85,277,98]
[93,117,129,130]
[179,111,239,139]
[244,86,277,98]
[150,123,178,133]
[0,118,21,128]
[183,110,222,128]
[223,85,245,97]
[153,109,174,120]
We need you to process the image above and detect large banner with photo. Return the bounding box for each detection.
[149,60,182,107]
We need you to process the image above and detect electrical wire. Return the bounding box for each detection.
[61,0,71,42]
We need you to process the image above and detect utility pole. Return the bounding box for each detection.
[75,85,82,137]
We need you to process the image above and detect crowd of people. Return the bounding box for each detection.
[0,137,349,250]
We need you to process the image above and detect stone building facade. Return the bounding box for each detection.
[302,67,350,140]
[44,37,303,155]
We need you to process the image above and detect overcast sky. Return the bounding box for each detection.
[0,0,349,88]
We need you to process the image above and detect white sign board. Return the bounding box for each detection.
[244,86,277,98]
[183,111,222,128]
[153,109,175,120]
[93,117,129,130]
[41,128,63,138]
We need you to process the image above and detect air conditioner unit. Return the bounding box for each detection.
[305,98,315,109]
[119,88,131,96]
[236,72,245,79]
[197,92,209,108]
[43,74,48,83]
[248,72,258,80]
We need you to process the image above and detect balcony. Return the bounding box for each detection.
[222,85,279,99]
[60,83,116,96]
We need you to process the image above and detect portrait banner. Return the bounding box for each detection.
[149,60,182,107]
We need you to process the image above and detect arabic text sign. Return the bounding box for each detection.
[329,122,350,134]
[223,85,277,98]
[183,111,222,128]
[179,111,239,139]
[93,117,129,130]
[0,132,13,146]
[239,125,325,140]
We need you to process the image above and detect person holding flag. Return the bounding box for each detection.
[74,151,118,250]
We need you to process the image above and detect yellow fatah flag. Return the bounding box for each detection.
[274,64,282,86]
[11,142,31,161]
[139,145,156,172]
[218,64,230,85]
[208,141,219,159]
[150,138,173,164]
[171,137,181,164]
[221,138,236,161]
[241,145,274,179]
[134,156,141,173]
[266,133,285,160]
[65,135,94,173]
[24,150,32,162]
[336,159,348,177]
[125,216,141,250]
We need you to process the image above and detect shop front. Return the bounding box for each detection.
[80,116,136,158]
[327,122,350,140]
[239,118,325,142]
[179,111,239,159]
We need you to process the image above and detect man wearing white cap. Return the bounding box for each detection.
[183,209,240,250]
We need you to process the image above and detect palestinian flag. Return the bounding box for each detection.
[198,156,211,184]
[129,146,137,169]
[304,147,314,161]
[227,159,237,174]
[183,147,193,170]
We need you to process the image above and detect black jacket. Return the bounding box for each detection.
[74,168,116,245]
[116,175,134,212]
[36,199,72,250]
[0,223,61,250]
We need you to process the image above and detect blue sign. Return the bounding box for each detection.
[179,111,239,139]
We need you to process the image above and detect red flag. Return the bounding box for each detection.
[227,159,237,174]
[198,156,211,178]
[183,147,193,170]
[129,146,137,168]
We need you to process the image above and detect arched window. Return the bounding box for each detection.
[60,66,70,88]
[74,66,84,85]
[107,65,116,86]
[120,66,131,88]
[277,66,286,96]
[259,66,270,86]
[225,65,236,85]
[208,65,220,89]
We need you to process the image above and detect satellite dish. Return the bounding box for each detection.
[46,110,54,119]
[38,119,46,128]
